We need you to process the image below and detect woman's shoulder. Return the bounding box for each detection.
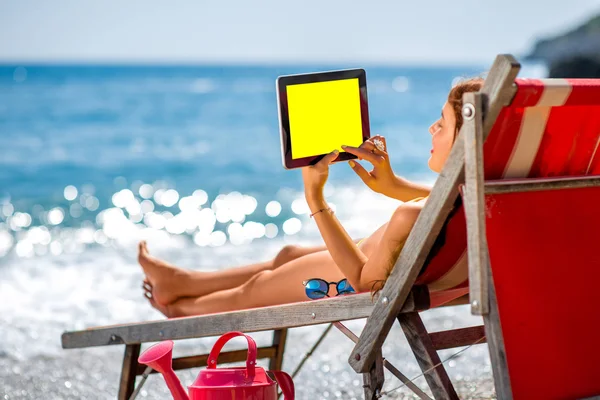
[392,197,426,220]
[386,197,424,237]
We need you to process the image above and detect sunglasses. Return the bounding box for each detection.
[303,278,356,300]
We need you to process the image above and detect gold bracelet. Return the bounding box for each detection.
[310,207,333,218]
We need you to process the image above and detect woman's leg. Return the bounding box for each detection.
[158,249,347,317]
[138,241,327,305]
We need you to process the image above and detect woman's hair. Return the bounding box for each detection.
[447,78,485,137]
[369,77,484,297]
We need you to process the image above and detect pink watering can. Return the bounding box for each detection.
[138,331,295,400]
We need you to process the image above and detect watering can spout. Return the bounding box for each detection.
[138,340,189,400]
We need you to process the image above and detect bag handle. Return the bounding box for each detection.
[207,331,257,380]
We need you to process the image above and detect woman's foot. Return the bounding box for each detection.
[137,241,192,306]
[142,279,179,318]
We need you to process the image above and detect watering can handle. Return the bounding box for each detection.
[207,331,257,380]
[270,370,295,400]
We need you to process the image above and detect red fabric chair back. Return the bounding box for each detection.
[484,79,600,399]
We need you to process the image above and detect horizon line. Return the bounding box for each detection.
[0,56,539,69]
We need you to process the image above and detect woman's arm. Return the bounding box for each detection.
[302,150,423,291]
[381,176,432,202]
[302,151,368,290]
[308,193,422,292]
[306,193,368,290]
[357,201,421,290]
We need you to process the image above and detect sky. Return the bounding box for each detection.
[1,0,599,65]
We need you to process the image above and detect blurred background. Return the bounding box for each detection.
[1,1,599,398]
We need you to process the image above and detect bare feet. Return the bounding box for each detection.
[142,279,179,318]
[137,241,192,306]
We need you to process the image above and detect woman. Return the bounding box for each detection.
[139,78,484,318]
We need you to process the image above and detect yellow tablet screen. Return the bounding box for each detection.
[287,78,363,159]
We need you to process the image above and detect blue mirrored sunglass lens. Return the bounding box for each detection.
[337,279,355,293]
[305,280,329,299]
[305,279,328,291]
[306,289,328,299]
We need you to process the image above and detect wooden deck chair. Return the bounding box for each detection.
[61,54,553,400]
[350,55,600,399]
[59,57,516,400]
[60,286,478,399]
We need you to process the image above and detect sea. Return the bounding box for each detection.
[0,62,547,399]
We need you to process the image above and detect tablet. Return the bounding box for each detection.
[276,68,370,169]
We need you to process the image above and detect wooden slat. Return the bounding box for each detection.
[269,328,287,371]
[480,59,521,135]
[484,264,513,399]
[363,351,385,400]
[463,92,489,315]
[332,322,386,399]
[485,176,600,194]
[348,54,521,373]
[333,321,431,400]
[398,313,459,400]
[135,346,277,375]
[118,344,140,400]
[428,325,486,351]
[62,288,428,349]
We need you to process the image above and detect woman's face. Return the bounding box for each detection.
[428,102,457,173]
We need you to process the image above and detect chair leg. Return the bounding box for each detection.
[118,344,141,400]
[362,350,385,400]
[269,328,288,371]
[397,313,458,400]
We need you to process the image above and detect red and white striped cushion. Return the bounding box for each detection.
[485,79,600,179]
[417,79,600,303]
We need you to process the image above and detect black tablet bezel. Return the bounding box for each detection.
[276,68,370,169]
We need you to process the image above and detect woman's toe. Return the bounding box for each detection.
[138,241,149,257]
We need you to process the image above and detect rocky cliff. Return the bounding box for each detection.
[526,14,600,78]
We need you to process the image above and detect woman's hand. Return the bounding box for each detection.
[302,150,339,203]
[342,135,400,196]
